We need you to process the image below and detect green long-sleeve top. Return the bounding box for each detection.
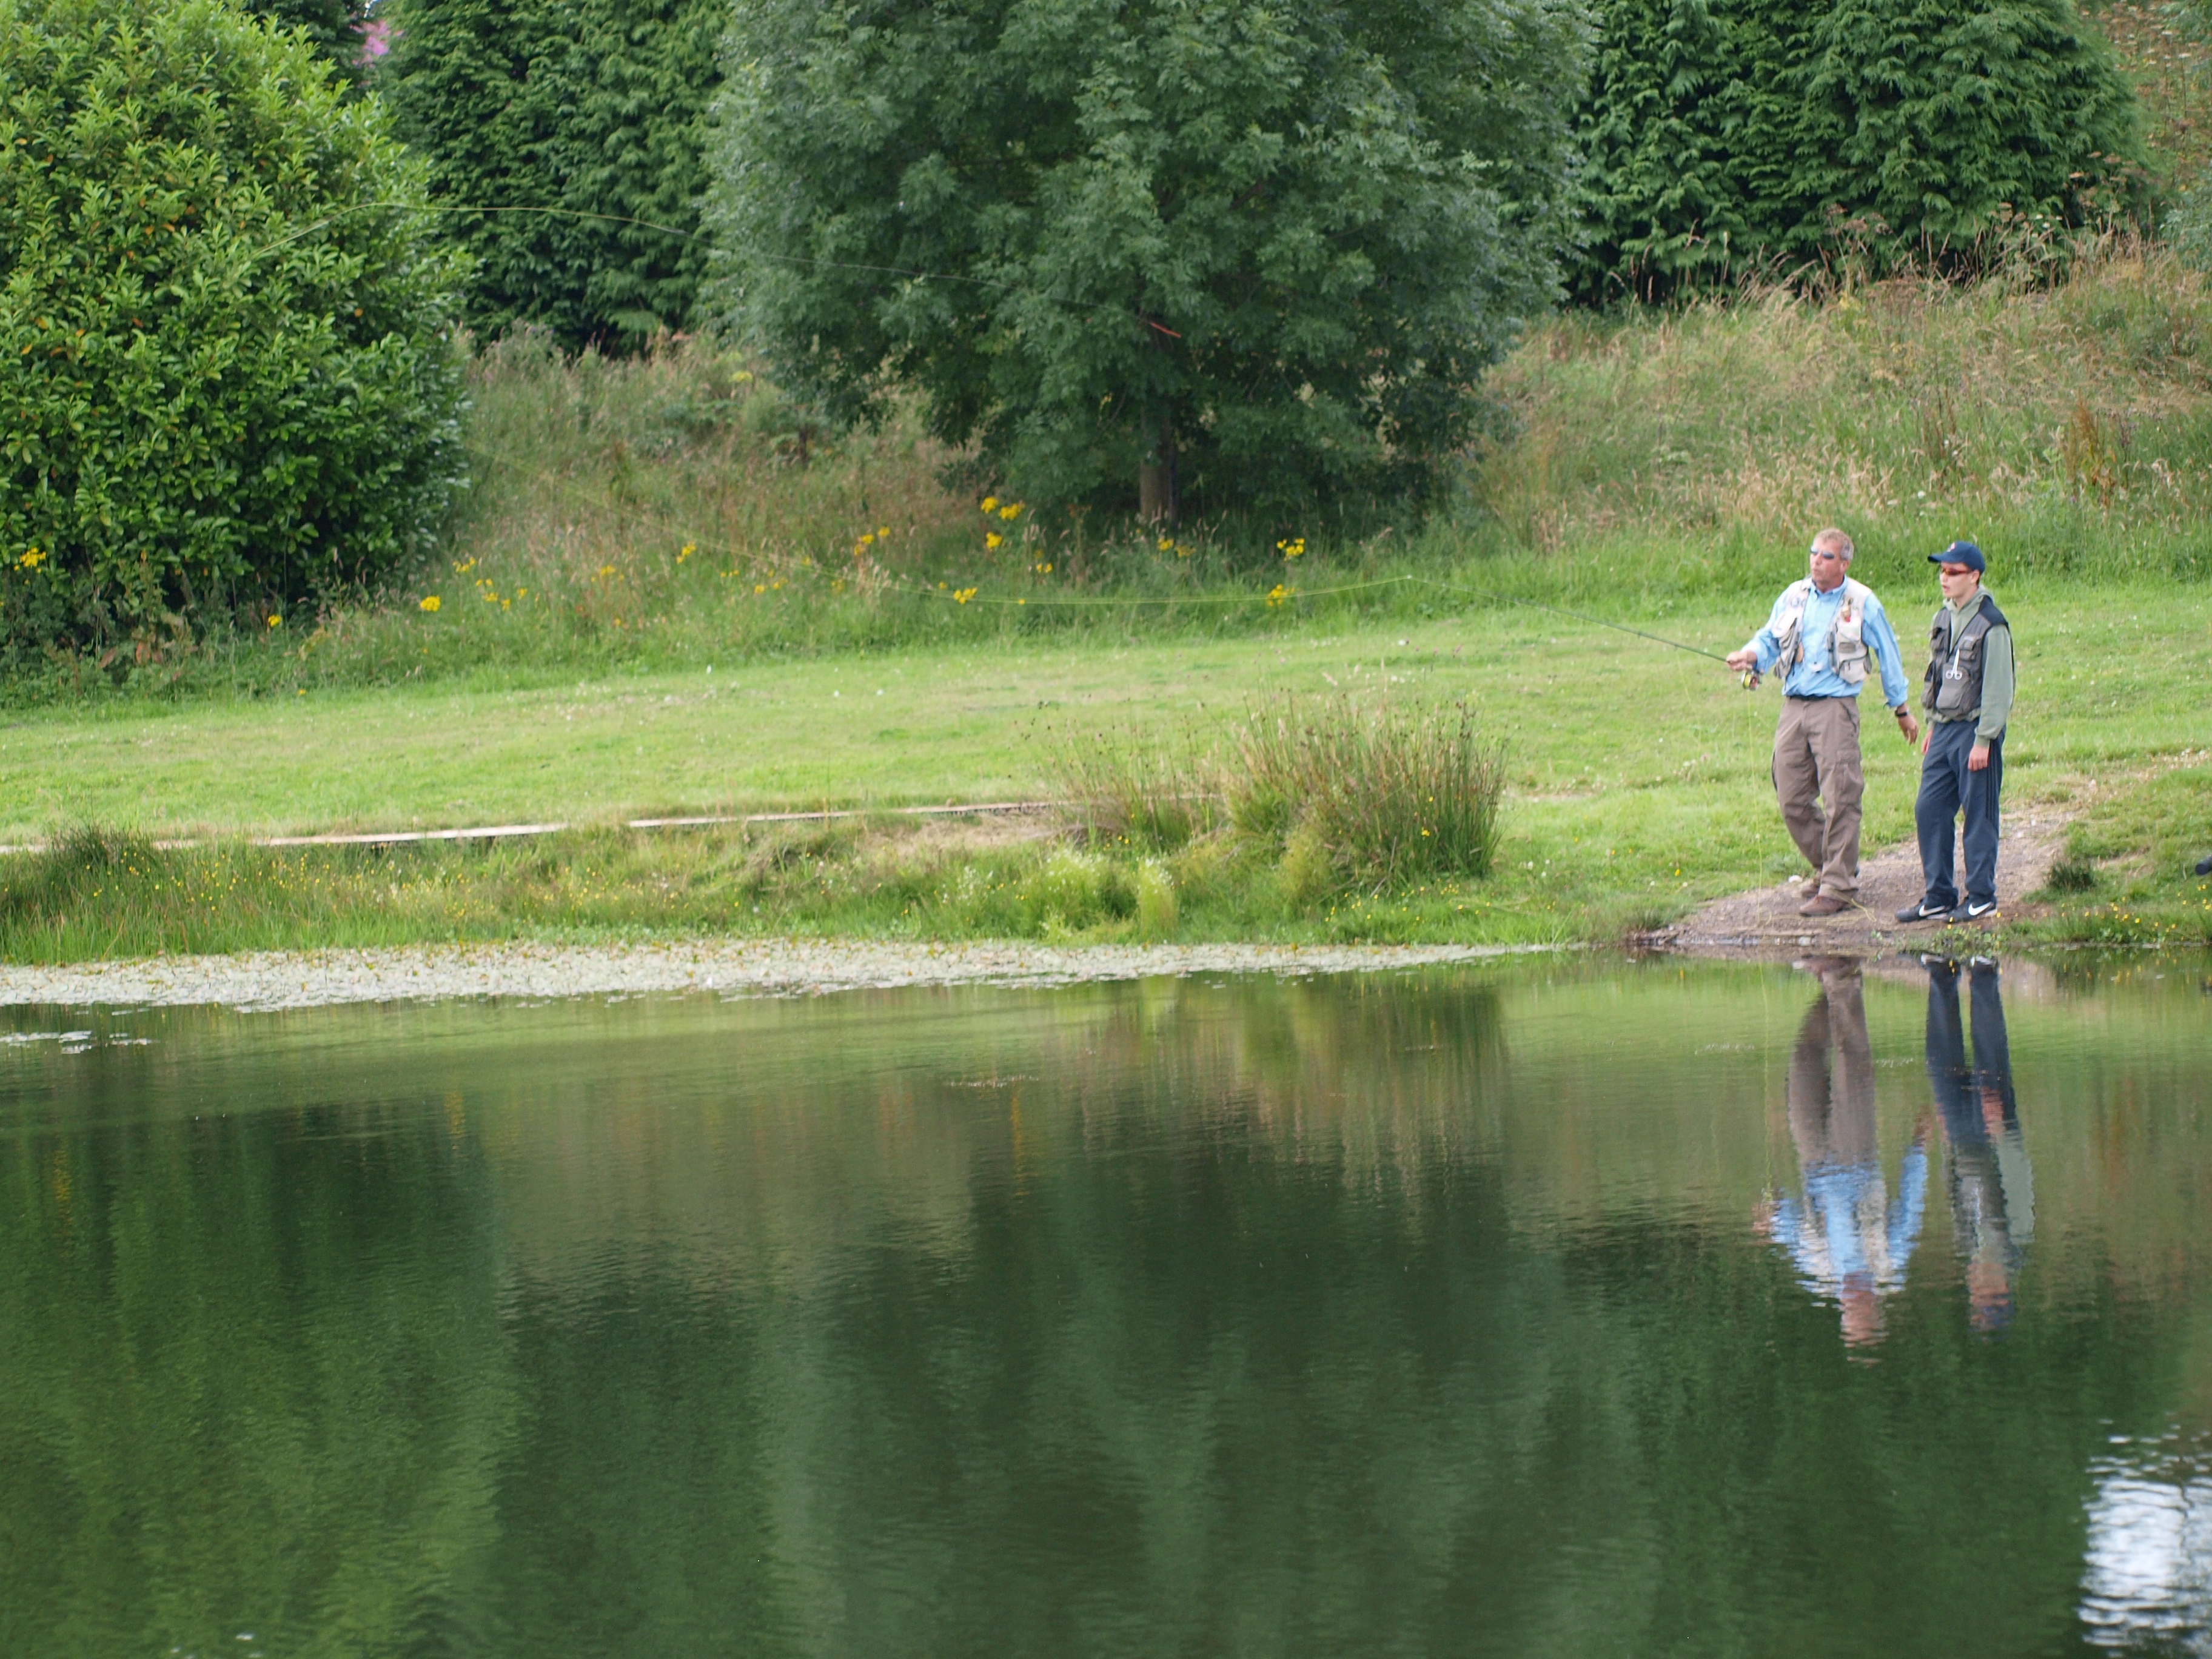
[1932,588,2014,740]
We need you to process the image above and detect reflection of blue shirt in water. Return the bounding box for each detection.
[1769,1143,1930,1298]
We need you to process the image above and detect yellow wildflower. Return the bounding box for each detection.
[419,595,441,612]
[267,614,281,628]
[679,542,695,561]
[17,547,43,569]
[999,502,1022,521]
[980,496,999,514]
[953,587,977,604]
[985,532,1004,550]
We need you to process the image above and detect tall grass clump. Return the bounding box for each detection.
[1227,699,1508,897]
[0,823,159,943]
[1047,729,1218,851]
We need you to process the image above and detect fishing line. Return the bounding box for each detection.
[1405,576,1734,664]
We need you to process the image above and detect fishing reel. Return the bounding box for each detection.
[1739,668,1761,691]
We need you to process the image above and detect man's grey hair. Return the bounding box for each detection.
[1812,527,1855,561]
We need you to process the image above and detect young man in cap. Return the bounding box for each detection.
[1726,528,1919,917]
[1897,541,2014,923]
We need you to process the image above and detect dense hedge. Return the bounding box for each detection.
[1575,0,2143,295]
[383,0,722,348]
[0,0,468,665]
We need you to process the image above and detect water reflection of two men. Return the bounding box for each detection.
[1925,954,2034,1333]
[1760,956,2032,1346]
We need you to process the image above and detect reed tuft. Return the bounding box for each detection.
[1225,697,1507,896]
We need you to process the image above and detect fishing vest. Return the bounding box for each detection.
[1922,592,2006,719]
[1773,577,1873,685]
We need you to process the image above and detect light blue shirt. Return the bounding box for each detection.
[1769,1139,1931,1299]
[1749,579,1912,705]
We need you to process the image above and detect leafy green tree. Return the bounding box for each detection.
[383,0,722,347]
[0,0,468,666]
[711,0,1586,523]
[1574,0,2142,295]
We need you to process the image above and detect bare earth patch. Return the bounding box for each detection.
[0,939,1557,1013]
[1654,803,2074,960]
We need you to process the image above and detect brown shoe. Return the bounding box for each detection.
[1798,894,1849,917]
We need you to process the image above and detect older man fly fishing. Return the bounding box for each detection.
[1725,528,1919,916]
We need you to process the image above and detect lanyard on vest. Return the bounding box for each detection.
[1943,600,1979,683]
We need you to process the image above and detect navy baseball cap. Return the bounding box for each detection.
[1930,540,1985,571]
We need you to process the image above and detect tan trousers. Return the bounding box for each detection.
[1788,967,1877,1168]
[1772,695,1864,897]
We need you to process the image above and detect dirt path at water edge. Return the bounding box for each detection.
[0,940,1563,1014]
[1649,800,2074,961]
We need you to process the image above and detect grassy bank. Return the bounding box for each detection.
[3,574,2207,957]
[2014,761,2212,945]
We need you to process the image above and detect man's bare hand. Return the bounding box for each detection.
[1895,709,1920,746]
[1724,647,1758,673]
[1968,742,1990,771]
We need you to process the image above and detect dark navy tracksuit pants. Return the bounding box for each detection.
[1916,720,2003,908]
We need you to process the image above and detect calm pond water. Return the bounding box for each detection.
[3,954,2210,1658]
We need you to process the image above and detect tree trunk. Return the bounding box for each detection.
[1138,414,1177,525]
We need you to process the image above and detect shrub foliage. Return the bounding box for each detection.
[1575,0,2143,294]
[0,0,467,665]
[247,0,372,85]
[383,0,723,348]
[712,0,1586,521]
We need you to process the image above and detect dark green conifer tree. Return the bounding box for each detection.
[382,0,720,347]
[1575,0,2142,295]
